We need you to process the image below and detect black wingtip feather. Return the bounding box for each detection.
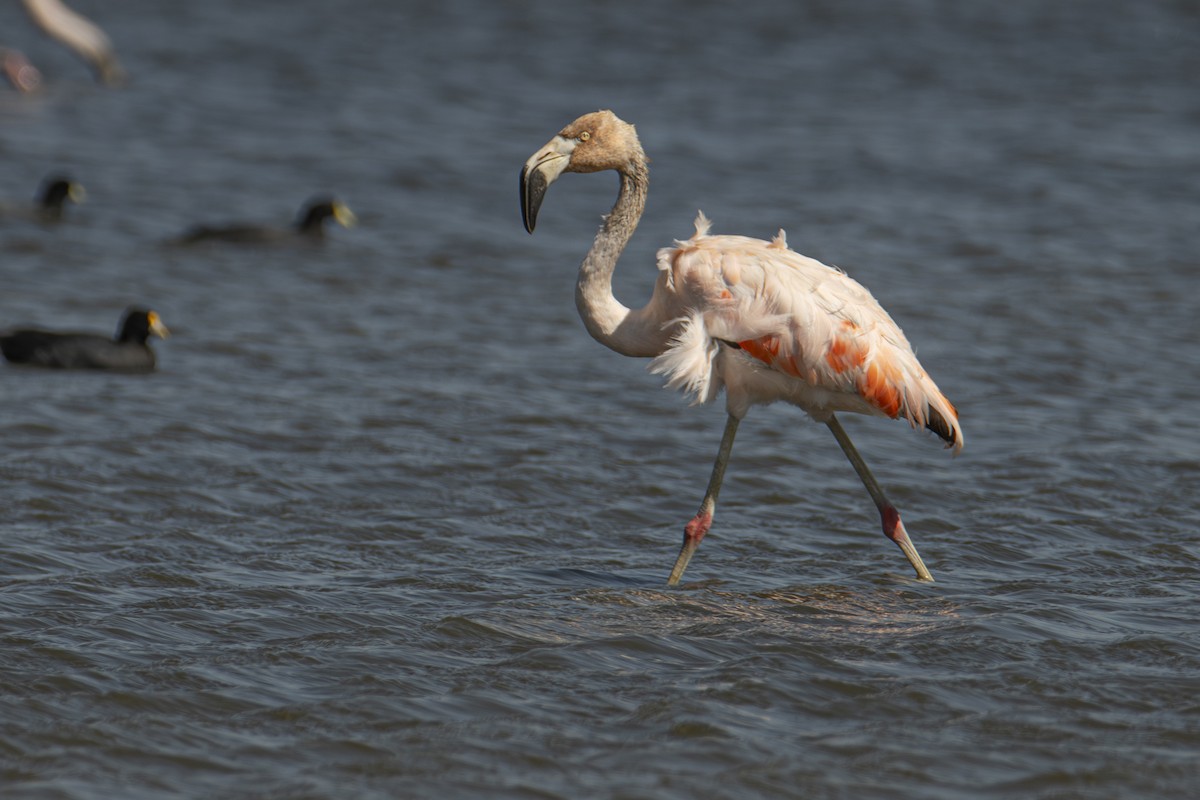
[925,406,957,446]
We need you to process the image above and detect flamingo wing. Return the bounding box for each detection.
[650,213,961,450]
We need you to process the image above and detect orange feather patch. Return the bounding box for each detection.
[739,332,905,419]
[738,335,780,363]
[824,335,868,373]
[738,335,808,379]
[858,359,903,418]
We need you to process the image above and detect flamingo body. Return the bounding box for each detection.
[647,212,961,447]
[521,110,962,584]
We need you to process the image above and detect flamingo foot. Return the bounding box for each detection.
[667,511,711,586]
[882,506,934,582]
[2,49,42,93]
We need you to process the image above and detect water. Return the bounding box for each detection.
[1,1,1197,797]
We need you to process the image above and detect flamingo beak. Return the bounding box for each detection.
[520,136,574,233]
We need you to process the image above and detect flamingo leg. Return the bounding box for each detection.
[825,415,934,582]
[667,413,740,586]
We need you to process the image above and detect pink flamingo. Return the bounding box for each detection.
[20,0,125,86]
[521,110,963,585]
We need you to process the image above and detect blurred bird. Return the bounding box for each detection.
[20,0,126,86]
[1,307,169,372]
[521,110,963,584]
[171,196,357,245]
[1,47,43,92]
[0,175,86,223]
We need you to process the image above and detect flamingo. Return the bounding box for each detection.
[520,110,963,585]
[20,0,126,86]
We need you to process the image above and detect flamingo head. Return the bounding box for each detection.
[520,109,643,233]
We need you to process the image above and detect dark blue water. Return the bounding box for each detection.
[2,1,1198,798]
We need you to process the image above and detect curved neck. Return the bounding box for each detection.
[574,162,667,357]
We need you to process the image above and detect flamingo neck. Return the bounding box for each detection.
[575,162,666,358]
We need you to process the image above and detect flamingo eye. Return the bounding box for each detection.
[579,131,591,142]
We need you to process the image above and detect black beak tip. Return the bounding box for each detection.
[519,166,539,234]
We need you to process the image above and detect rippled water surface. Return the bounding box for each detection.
[2,1,1198,798]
